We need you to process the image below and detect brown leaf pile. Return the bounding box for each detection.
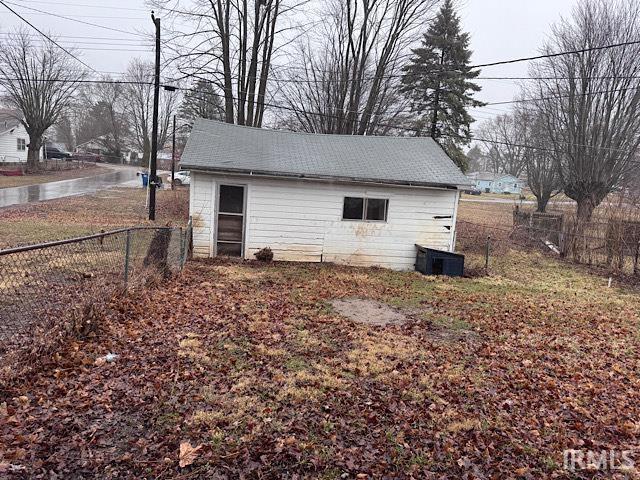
[1,253,639,479]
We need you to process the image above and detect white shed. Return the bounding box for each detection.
[181,120,472,270]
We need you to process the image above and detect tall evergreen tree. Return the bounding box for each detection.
[401,0,484,171]
[178,80,224,125]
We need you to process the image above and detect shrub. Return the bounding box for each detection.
[254,247,274,262]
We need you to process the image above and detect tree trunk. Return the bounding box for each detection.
[27,139,41,173]
[576,197,596,224]
[142,136,151,166]
[143,229,171,278]
[536,195,550,213]
[571,197,597,261]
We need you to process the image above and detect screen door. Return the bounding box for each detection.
[216,185,245,257]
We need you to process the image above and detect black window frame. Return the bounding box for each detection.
[16,138,26,151]
[342,196,389,222]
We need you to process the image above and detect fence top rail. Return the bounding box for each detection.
[0,226,181,257]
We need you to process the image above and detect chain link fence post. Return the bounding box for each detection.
[124,229,131,289]
[179,227,185,270]
[181,219,192,269]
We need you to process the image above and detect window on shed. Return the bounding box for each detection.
[343,197,364,220]
[218,185,244,213]
[17,138,26,151]
[343,197,388,222]
[365,198,388,221]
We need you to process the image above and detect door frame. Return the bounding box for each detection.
[213,182,248,258]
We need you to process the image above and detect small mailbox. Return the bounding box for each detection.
[415,246,465,277]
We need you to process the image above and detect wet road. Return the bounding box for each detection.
[0,168,140,208]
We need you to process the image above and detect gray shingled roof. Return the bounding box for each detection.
[181,119,472,189]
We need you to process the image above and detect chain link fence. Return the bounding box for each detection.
[0,224,192,356]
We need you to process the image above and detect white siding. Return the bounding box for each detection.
[0,125,29,163]
[190,172,216,258]
[190,174,459,270]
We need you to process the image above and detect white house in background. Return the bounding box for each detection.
[75,137,142,164]
[467,171,525,195]
[180,119,472,271]
[0,109,29,164]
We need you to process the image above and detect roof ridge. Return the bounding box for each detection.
[195,118,435,141]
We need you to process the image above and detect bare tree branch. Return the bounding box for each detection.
[0,29,86,172]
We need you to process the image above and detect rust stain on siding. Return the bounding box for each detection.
[353,222,383,238]
[191,213,206,229]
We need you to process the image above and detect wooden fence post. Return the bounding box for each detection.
[485,236,491,272]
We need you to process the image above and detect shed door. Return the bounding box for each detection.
[215,184,246,257]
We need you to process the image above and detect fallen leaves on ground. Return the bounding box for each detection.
[179,441,203,468]
[1,252,639,479]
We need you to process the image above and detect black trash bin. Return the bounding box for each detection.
[415,245,464,277]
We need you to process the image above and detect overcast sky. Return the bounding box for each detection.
[1,0,576,127]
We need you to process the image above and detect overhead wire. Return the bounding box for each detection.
[0,0,98,73]
[5,3,640,109]
[1,8,640,158]
[2,1,149,38]
[10,0,148,12]
[1,74,638,156]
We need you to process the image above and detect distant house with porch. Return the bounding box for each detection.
[467,172,525,195]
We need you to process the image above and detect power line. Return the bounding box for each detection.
[6,11,147,21]
[167,68,640,116]
[10,0,147,12]
[0,0,97,73]
[3,1,148,38]
[476,75,640,81]
[1,75,639,158]
[0,32,147,42]
[0,37,148,46]
[224,39,640,83]
[484,85,640,107]
[162,82,640,157]
[470,40,640,69]
[0,77,155,86]
[0,33,152,51]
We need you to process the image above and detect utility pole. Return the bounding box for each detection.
[171,114,176,190]
[149,11,161,221]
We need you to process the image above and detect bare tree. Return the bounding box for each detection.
[277,0,438,135]
[76,76,130,160]
[54,114,76,151]
[0,30,85,172]
[476,113,528,176]
[149,0,304,127]
[520,109,562,212]
[125,59,177,164]
[533,0,640,224]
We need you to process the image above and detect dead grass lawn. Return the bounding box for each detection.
[0,187,189,248]
[2,250,639,478]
